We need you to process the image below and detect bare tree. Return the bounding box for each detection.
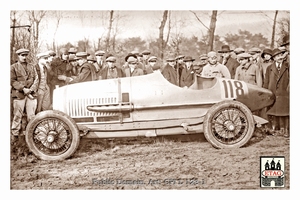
[27,10,47,61]
[51,11,63,53]
[207,11,217,51]
[105,10,114,53]
[10,11,31,64]
[190,10,217,51]
[158,10,170,60]
[270,10,278,49]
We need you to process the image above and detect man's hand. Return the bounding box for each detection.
[23,88,31,95]
[65,77,73,83]
[58,75,67,81]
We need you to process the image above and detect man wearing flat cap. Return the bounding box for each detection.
[234,53,262,87]
[193,54,208,75]
[124,57,144,77]
[64,52,98,84]
[35,52,52,113]
[11,48,39,137]
[248,47,262,65]
[180,56,195,87]
[68,47,77,56]
[141,50,151,66]
[99,56,125,79]
[162,56,179,86]
[201,51,231,79]
[144,56,161,74]
[263,48,289,138]
[218,45,239,79]
[95,50,106,72]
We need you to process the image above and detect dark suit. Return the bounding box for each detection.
[180,66,195,87]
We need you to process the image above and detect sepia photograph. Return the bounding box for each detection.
[4,0,298,198]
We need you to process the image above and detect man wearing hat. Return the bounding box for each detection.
[141,50,151,66]
[68,47,77,56]
[35,52,52,113]
[218,45,239,79]
[201,51,231,79]
[234,53,263,87]
[67,54,80,77]
[49,47,71,92]
[193,54,208,75]
[11,48,39,137]
[122,53,144,72]
[87,55,101,74]
[144,56,161,74]
[124,56,144,77]
[263,48,289,137]
[175,54,185,80]
[162,56,179,86]
[64,52,98,84]
[248,47,262,65]
[180,56,195,87]
[234,47,245,56]
[99,56,125,79]
[95,50,106,71]
[280,34,290,63]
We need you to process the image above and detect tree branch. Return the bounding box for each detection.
[189,11,210,30]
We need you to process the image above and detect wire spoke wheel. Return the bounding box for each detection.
[33,118,72,156]
[204,100,254,148]
[26,110,80,160]
[211,108,248,145]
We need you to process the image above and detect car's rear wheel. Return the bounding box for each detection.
[25,110,80,160]
[203,100,254,148]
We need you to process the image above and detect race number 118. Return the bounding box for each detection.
[222,80,246,99]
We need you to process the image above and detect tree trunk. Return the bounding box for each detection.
[271,10,278,49]
[208,10,217,52]
[159,10,168,60]
[106,10,114,53]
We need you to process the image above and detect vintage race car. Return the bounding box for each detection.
[25,71,274,160]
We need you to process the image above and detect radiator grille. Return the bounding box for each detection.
[67,97,119,118]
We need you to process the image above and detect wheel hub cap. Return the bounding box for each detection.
[224,120,235,131]
[46,131,56,143]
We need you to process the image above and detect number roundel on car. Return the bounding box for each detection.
[220,79,248,99]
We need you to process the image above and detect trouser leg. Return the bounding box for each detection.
[11,98,26,136]
[41,86,51,111]
[25,97,37,122]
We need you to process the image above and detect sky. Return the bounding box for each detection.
[26,10,289,50]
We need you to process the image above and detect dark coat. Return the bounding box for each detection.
[263,60,289,116]
[161,63,179,86]
[220,56,240,79]
[70,62,97,84]
[50,58,70,87]
[180,66,195,87]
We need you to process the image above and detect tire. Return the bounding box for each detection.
[25,110,80,161]
[203,100,255,149]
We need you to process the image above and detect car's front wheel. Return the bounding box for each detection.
[25,110,80,160]
[203,100,255,148]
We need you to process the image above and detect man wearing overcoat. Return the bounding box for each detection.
[263,48,289,137]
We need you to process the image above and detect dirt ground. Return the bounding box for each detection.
[10,128,290,190]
